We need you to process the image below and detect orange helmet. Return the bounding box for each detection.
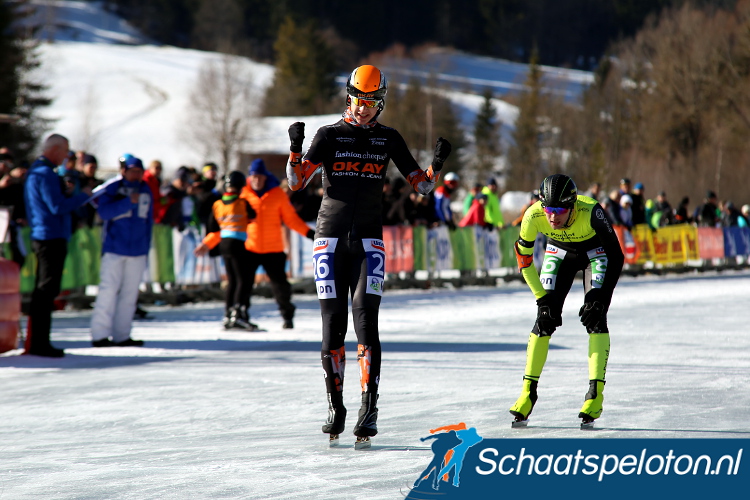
[346,65,388,100]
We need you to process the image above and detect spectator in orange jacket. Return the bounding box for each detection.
[241,159,315,329]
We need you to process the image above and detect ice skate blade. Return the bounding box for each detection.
[511,419,529,428]
[580,420,595,430]
[354,437,371,450]
[328,434,340,447]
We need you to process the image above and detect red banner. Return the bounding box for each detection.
[696,227,724,259]
[382,226,414,273]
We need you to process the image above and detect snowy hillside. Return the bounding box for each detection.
[27,0,589,178]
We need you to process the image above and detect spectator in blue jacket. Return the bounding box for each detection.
[434,172,460,230]
[24,134,91,357]
[90,155,153,347]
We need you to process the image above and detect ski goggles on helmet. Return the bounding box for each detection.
[350,96,382,108]
[543,206,571,215]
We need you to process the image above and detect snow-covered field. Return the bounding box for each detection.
[1,271,748,499]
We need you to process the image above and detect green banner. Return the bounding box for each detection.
[152,224,175,284]
[499,226,521,268]
[412,225,427,271]
[449,227,476,270]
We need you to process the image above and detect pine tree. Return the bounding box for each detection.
[507,49,543,191]
[472,87,502,182]
[0,1,52,161]
[261,16,339,116]
[380,77,464,169]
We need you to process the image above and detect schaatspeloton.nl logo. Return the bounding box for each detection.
[404,425,748,500]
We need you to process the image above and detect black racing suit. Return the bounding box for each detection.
[296,118,427,395]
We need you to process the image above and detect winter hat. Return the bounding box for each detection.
[620,194,633,206]
[123,156,144,170]
[634,182,644,190]
[486,177,498,186]
[82,154,97,165]
[176,165,190,181]
[248,158,270,176]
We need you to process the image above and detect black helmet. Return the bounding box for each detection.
[223,170,246,191]
[539,174,577,209]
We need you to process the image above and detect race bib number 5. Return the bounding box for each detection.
[362,238,386,296]
[313,238,338,299]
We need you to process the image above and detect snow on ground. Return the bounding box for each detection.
[1,271,749,499]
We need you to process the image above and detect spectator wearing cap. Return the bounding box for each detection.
[434,172,460,229]
[631,182,646,225]
[80,154,102,190]
[619,178,631,196]
[24,133,92,357]
[240,159,315,329]
[481,177,505,229]
[79,154,103,227]
[694,190,720,227]
[201,162,219,190]
[90,155,152,347]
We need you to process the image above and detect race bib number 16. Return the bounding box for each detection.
[313,238,338,299]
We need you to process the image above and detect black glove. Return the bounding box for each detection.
[306,229,315,240]
[579,289,605,329]
[288,122,305,153]
[447,220,457,231]
[536,294,561,335]
[432,137,452,171]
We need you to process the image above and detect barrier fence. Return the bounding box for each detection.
[4,223,749,294]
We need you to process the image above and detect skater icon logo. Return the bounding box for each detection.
[411,423,484,495]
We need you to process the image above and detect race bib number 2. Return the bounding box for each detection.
[313,238,338,299]
[363,238,386,296]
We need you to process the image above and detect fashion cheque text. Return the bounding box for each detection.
[476,447,743,482]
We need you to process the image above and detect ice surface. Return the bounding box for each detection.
[1,271,749,499]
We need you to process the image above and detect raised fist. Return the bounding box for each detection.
[288,122,305,152]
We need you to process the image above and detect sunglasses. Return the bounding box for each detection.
[350,96,381,108]
[543,206,571,215]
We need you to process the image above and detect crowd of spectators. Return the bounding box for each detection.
[374,173,750,233]
[3,140,749,247]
